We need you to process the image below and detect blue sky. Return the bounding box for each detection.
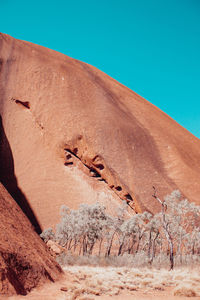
[1,0,200,138]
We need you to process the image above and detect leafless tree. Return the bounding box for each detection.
[152,186,174,270]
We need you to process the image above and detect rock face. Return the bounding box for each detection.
[0,183,62,295]
[0,33,200,230]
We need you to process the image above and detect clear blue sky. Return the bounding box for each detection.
[1,0,200,138]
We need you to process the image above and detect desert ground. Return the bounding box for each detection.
[6,265,200,300]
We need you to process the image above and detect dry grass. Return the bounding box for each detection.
[174,284,197,297]
[7,261,200,299]
[56,252,200,269]
[60,265,200,299]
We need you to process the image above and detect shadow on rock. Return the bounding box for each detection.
[0,115,42,234]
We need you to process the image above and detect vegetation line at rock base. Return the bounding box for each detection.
[40,190,200,270]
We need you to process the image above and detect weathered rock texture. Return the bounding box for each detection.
[0,33,200,230]
[0,183,62,296]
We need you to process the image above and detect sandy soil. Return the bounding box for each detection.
[6,266,200,300]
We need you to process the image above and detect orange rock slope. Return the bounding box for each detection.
[0,33,200,230]
[0,183,62,296]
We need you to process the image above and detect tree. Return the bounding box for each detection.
[152,187,174,270]
[40,190,200,268]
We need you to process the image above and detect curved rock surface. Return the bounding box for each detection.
[0,183,62,296]
[0,33,200,230]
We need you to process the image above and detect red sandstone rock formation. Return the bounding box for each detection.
[0,183,62,296]
[0,33,200,231]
